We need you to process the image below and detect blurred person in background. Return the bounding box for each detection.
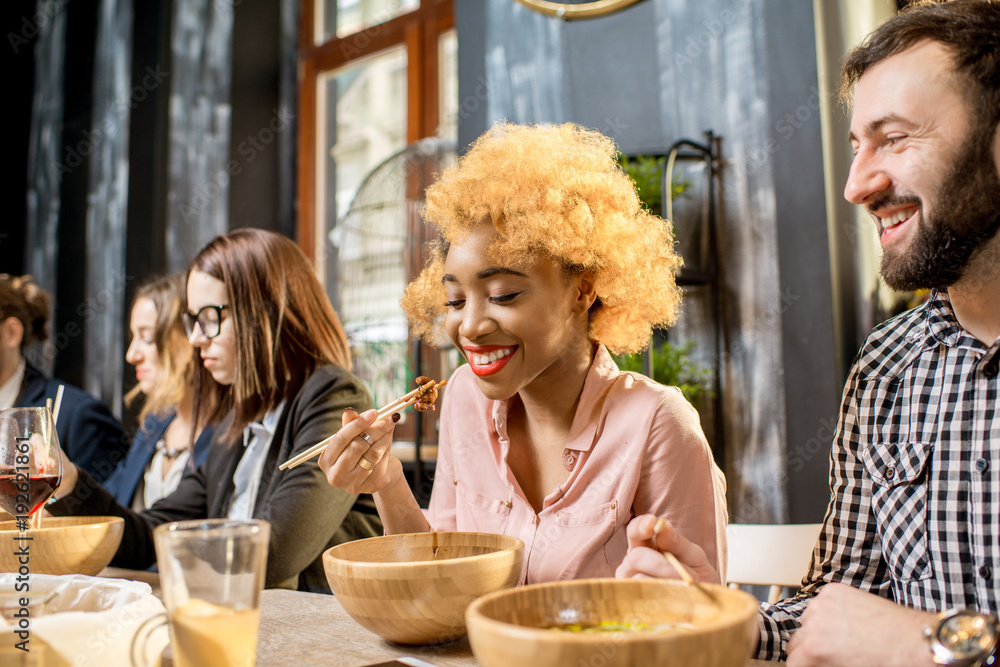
[0,273,126,483]
[102,273,216,510]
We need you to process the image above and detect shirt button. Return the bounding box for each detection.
[885,466,895,480]
[503,501,512,508]
[980,564,993,581]
[985,363,999,378]
[976,458,990,473]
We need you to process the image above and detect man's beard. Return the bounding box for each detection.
[877,127,1000,292]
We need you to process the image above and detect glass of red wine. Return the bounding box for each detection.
[0,407,64,531]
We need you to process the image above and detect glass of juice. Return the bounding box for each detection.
[138,518,270,667]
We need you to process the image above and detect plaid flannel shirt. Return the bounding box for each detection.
[757,290,1000,660]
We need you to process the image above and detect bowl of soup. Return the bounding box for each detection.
[0,516,124,576]
[465,578,759,667]
[323,531,524,645]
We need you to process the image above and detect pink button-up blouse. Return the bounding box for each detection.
[425,345,728,584]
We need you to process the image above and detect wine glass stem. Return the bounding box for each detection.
[29,509,43,530]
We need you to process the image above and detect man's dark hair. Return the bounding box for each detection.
[840,0,1000,132]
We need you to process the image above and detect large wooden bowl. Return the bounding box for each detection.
[0,516,124,576]
[466,578,759,667]
[323,532,524,645]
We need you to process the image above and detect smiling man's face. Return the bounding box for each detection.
[845,40,1000,291]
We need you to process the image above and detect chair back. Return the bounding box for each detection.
[725,523,823,604]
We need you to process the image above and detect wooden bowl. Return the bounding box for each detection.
[0,516,124,576]
[323,532,524,645]
[466,578,759,667]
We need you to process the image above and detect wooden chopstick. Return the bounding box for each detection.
[279,380,440,470]
[661,550,694,585]
[653,518,717,603]
[278,380,447,471]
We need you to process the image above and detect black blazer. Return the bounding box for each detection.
[17,362,127,484]
[51,364,383,593]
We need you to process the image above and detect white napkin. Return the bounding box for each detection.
[0,573,169,666]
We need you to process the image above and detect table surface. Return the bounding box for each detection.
[100,569,772,667]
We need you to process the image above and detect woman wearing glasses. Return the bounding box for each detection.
[52,229,382,592]
[101,273,216,510]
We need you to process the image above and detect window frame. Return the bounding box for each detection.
[297,0,455,262]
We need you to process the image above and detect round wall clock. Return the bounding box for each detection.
[511,0,644,20]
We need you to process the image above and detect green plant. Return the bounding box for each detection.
[618,154,688,214]
[613,340,713,403]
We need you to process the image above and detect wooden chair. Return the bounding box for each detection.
[725,523,823,604]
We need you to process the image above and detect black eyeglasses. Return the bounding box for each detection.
[183,305,229,339]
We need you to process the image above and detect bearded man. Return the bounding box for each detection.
[617,1,1000,665]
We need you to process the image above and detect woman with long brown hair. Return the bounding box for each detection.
[52,229,381,592]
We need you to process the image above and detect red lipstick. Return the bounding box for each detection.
[464,345,517,377]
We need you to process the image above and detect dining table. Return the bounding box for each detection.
[99,568,774,666]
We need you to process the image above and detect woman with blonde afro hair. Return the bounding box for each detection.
[319,122,728,585]
[402,122,683,354]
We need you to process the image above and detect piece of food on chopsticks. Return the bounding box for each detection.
[277,377,447,471]
[413,376,440,412]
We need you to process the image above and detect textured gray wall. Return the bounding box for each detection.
[24,0,67,351]
[166,0,233,273]
[457,0,842,522]
[83,0,134,410]
[19,0,292,424]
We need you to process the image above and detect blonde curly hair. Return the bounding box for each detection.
[401,122,683,354]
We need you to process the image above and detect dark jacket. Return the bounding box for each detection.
[17,362,127,484]
[102,411,214,507]
[51,364,382,593]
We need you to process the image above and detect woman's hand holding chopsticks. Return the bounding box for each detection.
[301,378,446,534]
[316,407,400,495]
[614,514,721,585]
[279,379,445,472]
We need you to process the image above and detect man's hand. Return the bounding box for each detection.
[615,514,720,584]
[786,582,935,666]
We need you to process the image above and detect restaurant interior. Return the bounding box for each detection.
[2,0,933,664]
